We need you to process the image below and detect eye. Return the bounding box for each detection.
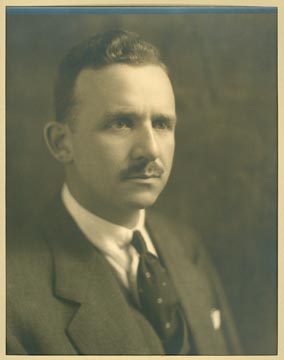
[152,117,173,130]
[112,117,134,129]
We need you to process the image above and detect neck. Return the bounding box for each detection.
[65,182,142,229]
[103,210,141,229]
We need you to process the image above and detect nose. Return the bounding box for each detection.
[131,123,160,162]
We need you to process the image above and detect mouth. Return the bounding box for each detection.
[126,173,161,180]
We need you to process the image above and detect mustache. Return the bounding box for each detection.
[121,160,164,179]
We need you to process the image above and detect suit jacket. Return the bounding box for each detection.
[7,196,242,355]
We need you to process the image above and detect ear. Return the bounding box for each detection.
[44,121,74,164]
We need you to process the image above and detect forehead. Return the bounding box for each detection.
[74,64,176,115]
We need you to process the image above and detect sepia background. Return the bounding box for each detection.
[6,8,277,354]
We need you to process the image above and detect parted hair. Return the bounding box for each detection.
[54,29,167,125]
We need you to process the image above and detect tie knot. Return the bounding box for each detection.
[132,231,148,254]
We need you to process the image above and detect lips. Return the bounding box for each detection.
[126,173,161,180]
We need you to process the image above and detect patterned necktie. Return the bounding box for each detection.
[131,230,189,354]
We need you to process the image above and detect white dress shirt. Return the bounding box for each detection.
[61,184,157,297]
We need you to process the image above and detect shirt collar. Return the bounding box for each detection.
[61,184,146,254]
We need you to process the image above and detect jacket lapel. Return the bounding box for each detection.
[43,198,163,355]
[146,212,228,355]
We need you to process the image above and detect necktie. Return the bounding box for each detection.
[131,230,189,354]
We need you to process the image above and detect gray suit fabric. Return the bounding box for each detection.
[7,196,242,355]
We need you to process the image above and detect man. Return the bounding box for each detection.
[7,30,241,355]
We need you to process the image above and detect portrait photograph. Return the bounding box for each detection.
[5,2,279,358]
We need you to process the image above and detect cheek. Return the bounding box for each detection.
[73,142,95,168]
[95,136,131,164]
[161,137,175,163]
[78,140,129,177]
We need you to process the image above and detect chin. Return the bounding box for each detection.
[124,191,161,210]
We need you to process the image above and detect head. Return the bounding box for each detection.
[45,30,177,226]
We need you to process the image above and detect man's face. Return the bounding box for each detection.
[67,64,176,216]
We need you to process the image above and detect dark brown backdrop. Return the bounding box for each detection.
[6,9,277,354]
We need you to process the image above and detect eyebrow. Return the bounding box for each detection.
[152,113,177,124]
[104,111,140,122]
[103,110,177,124]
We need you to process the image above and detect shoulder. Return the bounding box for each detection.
[7,219,53,297]
[6,197,63,317]
[7,193,67,268]
[146,209,208,264]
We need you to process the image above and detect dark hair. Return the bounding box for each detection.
[54,30,167,125]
